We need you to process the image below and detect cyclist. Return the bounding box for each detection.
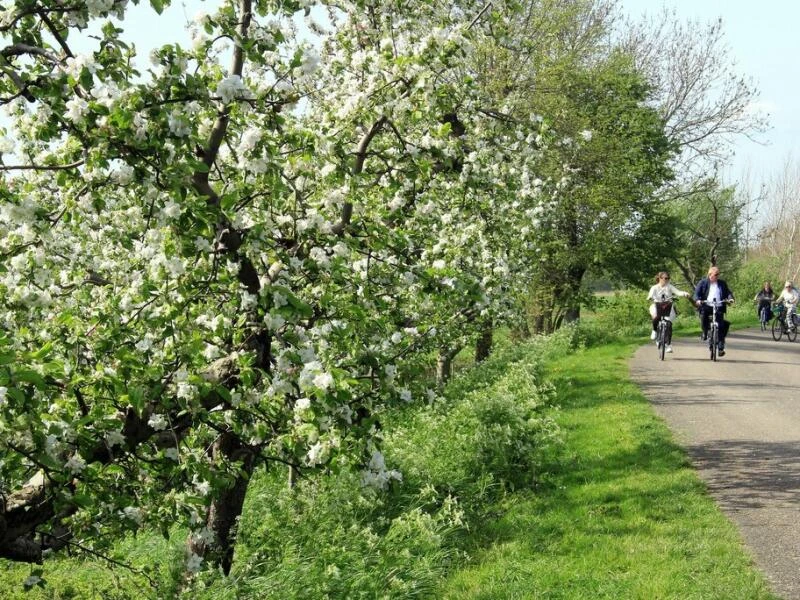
[774,281,800,330]
[647,271,691,353]
[693,266,735,357]
[753,281,774,323]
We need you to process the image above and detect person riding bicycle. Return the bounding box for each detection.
[693,266,735,357]
[753,281,775,322]
[647,271,691,353]
[774,281,800,330]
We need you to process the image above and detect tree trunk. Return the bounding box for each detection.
[564,305,580,323]
[186,432,255,576]
[436,346,461,387]
[475,319,493,362]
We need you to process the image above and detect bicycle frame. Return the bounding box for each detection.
[702,299,731,361]
[654,301,673,360]
[759,304,769,332]
[771,303,797,342]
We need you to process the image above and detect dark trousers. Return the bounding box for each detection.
[699,306,729,345]
[757,300,771,320]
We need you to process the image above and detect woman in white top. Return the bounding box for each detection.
[646,271,691,352]
[775,281,800,329]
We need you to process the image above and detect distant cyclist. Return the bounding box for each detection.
[647,271,691,353]
[774,281,800,330]
[753,281,775,323]
[693,266,735,357]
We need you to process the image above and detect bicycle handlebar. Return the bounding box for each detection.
[699,298,734,307]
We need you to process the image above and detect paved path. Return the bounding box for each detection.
[630,327,800,600]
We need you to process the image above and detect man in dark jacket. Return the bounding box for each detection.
[694,266,735,356]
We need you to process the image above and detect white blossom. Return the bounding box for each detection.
[186,552,203,573]
[313,371,333,390]
[148,413,168,431]
[122,506,143,524]
[106,430,126,447]
[162,200,182,220]
[300,49,321,75]
[216,75,253,104]
[194,479,211,496]
[65,97,88,122]
[65,453,86,474]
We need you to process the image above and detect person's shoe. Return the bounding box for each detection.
[700,333,708,341]
[650,330,657,340]
[718,349,726,357]
[665,345,673,353]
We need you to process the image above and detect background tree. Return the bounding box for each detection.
[669,182,745,286]
[620,7,767,184]
[750,156,800,283]
[620,7,767,283]
[462,0,676,333]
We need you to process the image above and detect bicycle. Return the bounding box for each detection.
[758,302,771,332]
[703,299,733,361]
[771,303,798,342]
[654,300,673,360]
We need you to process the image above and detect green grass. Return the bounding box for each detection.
[437,338,778,599]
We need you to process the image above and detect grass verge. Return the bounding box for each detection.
[438,337,779,599]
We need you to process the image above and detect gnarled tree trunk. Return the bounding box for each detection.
[186,432,256,576]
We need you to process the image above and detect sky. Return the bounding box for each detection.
[622,0,800,189]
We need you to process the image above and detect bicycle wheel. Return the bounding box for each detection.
[658,325,666,361]
[710,326,718,361]
[772,317,784,341]
[789,318,798,342]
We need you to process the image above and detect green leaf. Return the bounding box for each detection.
[29,342,53,360]
[150,0,165,14]
[6,387,25,403]
[13,369,46,388]
[72,493,94,508]
[189,158,210,173]
[215,385,232,403]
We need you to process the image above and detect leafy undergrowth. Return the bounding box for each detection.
[1,329,574,599]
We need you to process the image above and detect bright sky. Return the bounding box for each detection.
[622,0,800,189]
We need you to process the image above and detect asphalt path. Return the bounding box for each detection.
[630,326,800,600]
